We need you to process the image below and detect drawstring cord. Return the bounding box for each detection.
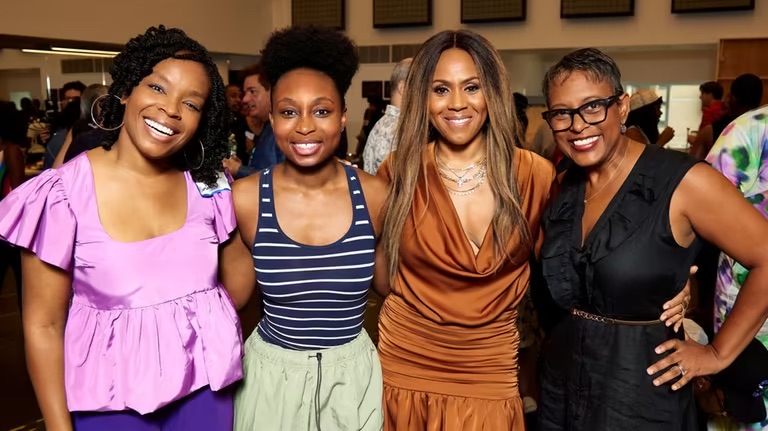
[309,352,323,430]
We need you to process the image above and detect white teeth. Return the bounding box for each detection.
[447,117,471,125]
[144,118,175,136]
[573,136,598,147]
[295,143,319,149]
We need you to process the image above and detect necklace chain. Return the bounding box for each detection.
[443,169,487,196]
[437,166,486,188]
[436,156,485,187]
[435,151,487,196]
[584,144,629,204]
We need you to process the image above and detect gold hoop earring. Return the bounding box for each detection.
[91,94,124,131]
[185,140,205,170]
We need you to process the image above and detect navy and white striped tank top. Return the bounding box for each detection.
[253,165,375,350]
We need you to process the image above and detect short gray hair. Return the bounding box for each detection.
[542,48,623,102]
[390,57,412,96]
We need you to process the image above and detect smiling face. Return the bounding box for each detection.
[119,58,210,161]
[428,48,488,148]
[547,71,628,168]
[270,68,345,168]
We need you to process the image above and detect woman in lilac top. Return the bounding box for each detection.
[0,26,242,430]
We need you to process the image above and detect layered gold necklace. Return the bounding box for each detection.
[436,155,487,196]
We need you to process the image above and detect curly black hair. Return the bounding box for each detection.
[97,25,228,187]
[260,25,359,103]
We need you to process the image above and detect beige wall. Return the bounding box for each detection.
[0,50,105,100]
[0,49,233,103]
[338,0,766,50]
[0,0,269,55]
[0,68,42,105]
[1,0,760,151]
[4,0,763,56]
[332,0,750,152]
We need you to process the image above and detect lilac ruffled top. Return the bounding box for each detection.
[0,153,243,414]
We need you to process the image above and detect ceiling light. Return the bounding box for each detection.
[51,47,120,56]
[21,49,115,58]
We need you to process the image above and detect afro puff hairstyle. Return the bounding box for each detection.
[96,25,228,187]
[260,25,359,103]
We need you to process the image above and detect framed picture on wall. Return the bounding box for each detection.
[671,0,754,14]
[362,81,384,100]
[561,0,634,18]
[461,0,526,23]
[292,0,345,30]
[374,0,432,28]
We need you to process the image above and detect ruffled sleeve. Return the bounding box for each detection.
[195,171,235,243]
[0,169,76,270]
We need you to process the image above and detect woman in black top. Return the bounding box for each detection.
[536,48,768,430]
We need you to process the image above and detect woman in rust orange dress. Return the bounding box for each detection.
[376,29,555,430]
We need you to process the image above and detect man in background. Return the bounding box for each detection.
[690,74,763,159]
[362,57,411,175]
[58,80,86,111]
[688,81,725,145]
[223,64,283,178]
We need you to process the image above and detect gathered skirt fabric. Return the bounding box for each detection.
[379,296,525,430]
[234,330,383,431]
[383,384,525,431]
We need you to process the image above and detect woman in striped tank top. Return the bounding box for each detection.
[220,26,389,431]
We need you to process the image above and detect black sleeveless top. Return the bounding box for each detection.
[537,144,701,430]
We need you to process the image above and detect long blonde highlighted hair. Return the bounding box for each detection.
[381,30,531,278]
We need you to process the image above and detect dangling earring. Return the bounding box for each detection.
[184,140,205,170]
[620,123,627,134]
[91,94,124,131]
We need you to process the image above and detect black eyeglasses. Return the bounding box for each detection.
[541,94,623,132]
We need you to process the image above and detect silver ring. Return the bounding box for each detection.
[677,364,686,376]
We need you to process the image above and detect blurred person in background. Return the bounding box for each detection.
[625,89,675,147]
[0,101,29,313]
[52,84,108,168]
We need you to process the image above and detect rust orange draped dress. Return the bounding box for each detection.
[377,144,555,431]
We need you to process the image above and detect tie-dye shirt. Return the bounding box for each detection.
[706,105,768,430]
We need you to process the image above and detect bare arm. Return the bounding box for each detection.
[658,127,675,147]
[683,165,768,364]
[220,177,260,309]
[359,168,391,297]
[624,127,647,145]
[219,230,257,309]
[689,125,714,160]
[21,251,73,431]
[649,164,768,388]
[5,143,25,188]
[52,130,73,169]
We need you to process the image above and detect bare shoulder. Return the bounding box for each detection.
[231,173,262,219]
[356,167,389,232]
[676,161,728,198]
[356,167,388,206]
[625,127,645,143]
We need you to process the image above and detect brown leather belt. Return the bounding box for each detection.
[571,308,661,326]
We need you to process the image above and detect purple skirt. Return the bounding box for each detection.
[72,386,233,431]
